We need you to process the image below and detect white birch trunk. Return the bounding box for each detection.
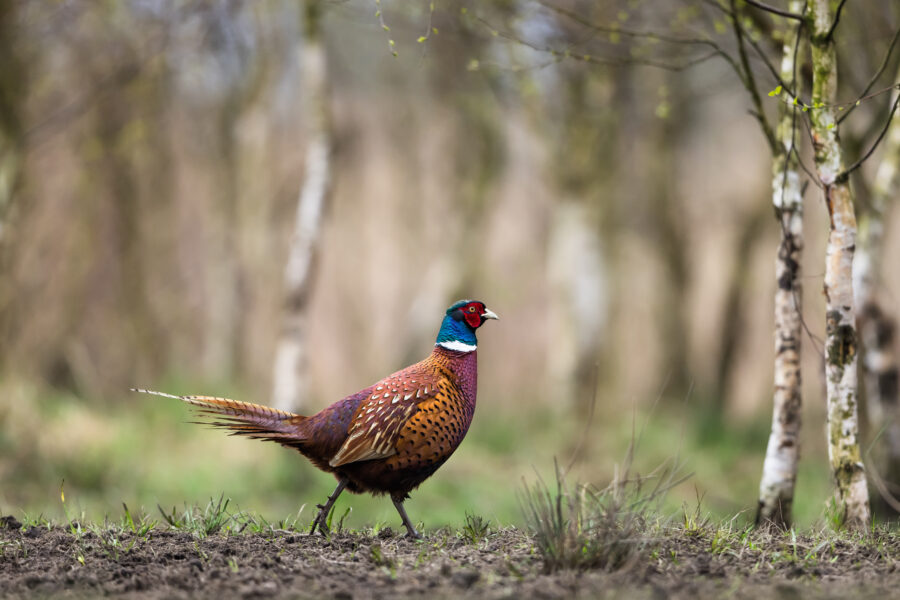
[855,72,900,500]
[757,0,804,528]
[810,0,870,529]
[271,0,332,412]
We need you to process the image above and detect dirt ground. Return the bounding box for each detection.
[3,515,900,599]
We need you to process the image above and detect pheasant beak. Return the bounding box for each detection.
[481,308,499,321]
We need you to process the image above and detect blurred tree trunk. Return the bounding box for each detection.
[204,109,243,380]
[94,80,158,387]
[611,65,691,401]
[0,0,23,245]
[652,76,691,399]
[855,71,900,517]
[203,4,270,381]
[546,202,607,412]
[810,0,870,530]
[0,0,25,367]
[712,204,768,416]
[757,0,804,529]
[65,44,163,395]
[541,62,610,413]
[271,0,332,412]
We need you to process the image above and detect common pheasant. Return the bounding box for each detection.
[134,299,497,538]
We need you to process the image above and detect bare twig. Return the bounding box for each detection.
[736,15,802,101]
[537,0,746,75]
[838,26,900,124]
[825,0,848,42]
[837,88,900,183]
[538,0,717,47]
[471,12,722,73]
[792,145,823,188]
[745,0,805,21]
[731,0,778,152]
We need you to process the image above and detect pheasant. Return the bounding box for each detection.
[134,299,497,538]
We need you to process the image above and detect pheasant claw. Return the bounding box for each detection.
[392,497,422,539]
[309,479,347,536]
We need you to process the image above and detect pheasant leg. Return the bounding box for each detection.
[392,497,422,539]
[310,479,347,535]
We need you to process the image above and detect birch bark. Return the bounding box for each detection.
[809,0,870,530]
[855,72,900,508]
[271,0,333,412]
[756,0,804,529]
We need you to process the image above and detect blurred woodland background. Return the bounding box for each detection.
[1,0,900,530]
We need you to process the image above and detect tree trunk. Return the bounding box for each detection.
[202,3,271,381]
[0,0,25,369]
[0,0,22,237]
[271,0,333,412]
[810,0,869,530]
[713,204,768,416]
[855,70,900,516]
[756,0,804,529]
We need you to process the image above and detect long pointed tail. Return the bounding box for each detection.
[131,388,309,448]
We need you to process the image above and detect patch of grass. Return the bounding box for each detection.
[16,512,52,531]
[680,490,711,536]
[461,512,491,544]
[121,503,157,537]
[521,455,686,572]
[158,494,234,537]
[89,525,138,561]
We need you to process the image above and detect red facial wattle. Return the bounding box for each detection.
[464,308,482,329]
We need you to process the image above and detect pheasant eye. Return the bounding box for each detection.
[468,306,476,312]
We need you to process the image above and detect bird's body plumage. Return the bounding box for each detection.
[135,299,496,538]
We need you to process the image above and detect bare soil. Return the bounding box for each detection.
[2,516,900,599]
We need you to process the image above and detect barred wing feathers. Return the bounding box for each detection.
[328,371,441,467]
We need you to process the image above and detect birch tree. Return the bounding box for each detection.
[271,0,333,412]
[809,0,870,529]
[756,1,805,530]
[855,69,900,510]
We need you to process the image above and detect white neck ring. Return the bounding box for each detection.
[437,340,477,352]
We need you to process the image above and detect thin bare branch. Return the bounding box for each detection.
[838,26,900,124]
[736,14,803,100]
[825,0,848,42]
[837,87,900,183]
[744,0,805,21]
[472,13,722,73]
[538,0,763,107]
[731,0,778,152]
[792,145,823,188]
[538,0,718,47]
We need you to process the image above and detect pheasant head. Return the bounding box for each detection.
[435,299,498,352]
